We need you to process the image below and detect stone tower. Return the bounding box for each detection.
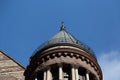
[24,23,102,80]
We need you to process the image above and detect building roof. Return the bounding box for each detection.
[0,50,25,69]
[41,23,80,47]
[33,22,95,57]
[0,50,25,80]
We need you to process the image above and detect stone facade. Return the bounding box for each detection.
[0,50,25,80]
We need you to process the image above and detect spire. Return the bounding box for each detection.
[60,21,66,31]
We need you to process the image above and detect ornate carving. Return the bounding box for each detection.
[25,45,102,80]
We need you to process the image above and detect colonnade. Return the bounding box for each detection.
[35,65,90,80]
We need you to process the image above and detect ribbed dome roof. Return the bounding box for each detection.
[44,26,80,46]
[34,22,95,57]
[38,22,81,49]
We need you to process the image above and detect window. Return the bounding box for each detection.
[78,68,86,80]
[64,72,69,80]
[63,64,71,80]
[78,75,85,80]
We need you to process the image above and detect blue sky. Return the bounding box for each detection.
[0,0,120,80]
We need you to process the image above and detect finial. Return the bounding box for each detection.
[60,21,66,31]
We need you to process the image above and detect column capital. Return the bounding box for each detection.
[57,63,63,67]
[71,64,75,68]
[46,66,51,70]
[74,65,79,69]
[86,70,90,74]
[71,64,79,69]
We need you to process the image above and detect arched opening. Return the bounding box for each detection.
[63,64,71,80]
[78,67,86,80]
[89,73,96,80]
[37,71,43,80]
[51,64,59,80]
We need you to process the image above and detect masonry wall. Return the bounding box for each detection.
[0,51,25,80]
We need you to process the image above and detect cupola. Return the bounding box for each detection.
[24,22,102,80]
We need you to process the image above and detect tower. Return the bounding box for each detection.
[24,23,102,80]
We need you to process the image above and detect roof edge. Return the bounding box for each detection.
[0,50,25,69]
[31,43,96,60]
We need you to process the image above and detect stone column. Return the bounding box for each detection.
[35,73,37,80]
[44,71,47,80]
[86,71,90,80]
[47,68,52,80]
[71,66,75,80]
[75,68,79,80]
[59,66,63,80]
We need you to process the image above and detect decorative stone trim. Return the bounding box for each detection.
[38,51,101,80]
[26,45,102,80]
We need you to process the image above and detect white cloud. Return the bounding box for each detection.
[98,51,120,80]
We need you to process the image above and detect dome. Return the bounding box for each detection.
[25,22,102,80]
[39,24,81,49]
[33,22,95,58]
